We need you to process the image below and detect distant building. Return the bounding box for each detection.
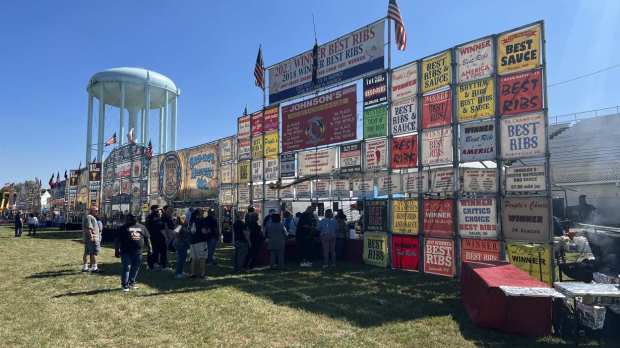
[547,109,620,226]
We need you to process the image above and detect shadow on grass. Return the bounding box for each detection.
[52,288,119,298]
[48,245,609,347]
[30,230,82,240]
[28,269,83,279]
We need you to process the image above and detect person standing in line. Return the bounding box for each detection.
[205,208,219,266]
[265,213,288,270]
[145,205,168,270]
[114,213,151,292]
[233,211,250,272]
[189,208,208,278]
[173,215,191,279]
[14,211,23,237]
[317,209,337,268]
[162,205,177,250]
[27,214,35,236]
[335,210,348,260]
[283,210,297,238]
[82,207,102,272]
[297,206,317,267]
[245,206,263,269]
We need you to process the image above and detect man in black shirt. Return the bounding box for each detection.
[297,206,318,267]
[205,208,219,265]
[114,214,151,292]
[233,211,250,272]
[145,205,168,270]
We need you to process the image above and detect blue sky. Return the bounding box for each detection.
[1,0,619,185]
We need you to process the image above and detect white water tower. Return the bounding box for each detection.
[85,67,180,163]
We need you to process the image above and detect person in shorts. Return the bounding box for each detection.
[82,207,102,272]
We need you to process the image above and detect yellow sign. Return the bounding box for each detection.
[392,199,419,234]
[421,50,452,93]
[506,243,552,285]
[238,161,251,184]
[363,232,389,267]
[497,24,542,75]
[263,131,279,158]
[252,135,264,159]
[457,77,495,122]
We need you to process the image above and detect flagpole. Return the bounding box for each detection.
[262,45,267,221]
[386,12,394,270]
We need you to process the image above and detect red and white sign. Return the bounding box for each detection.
[391,134,418,169]
[403,171,428,193]
[365,138,388,170]
[377,174,402,196]
[499,69,543,116]
[461,239,501,264]
[391,62,418,100]
[391,235,419,271]
[424,238,455,277]
[423,199,454,238]
[422,89,452,129]
[298,148,337,177]
[462,168,497,193]
[282,85,357,152]
[422,127,453,165]
[331,179,350,198]
[251,111,263,137]
[263,106,279,132]
[429,168,454,193]
[458,198,497,239]
[312,180,330,199]
[295,181,311,199]
[237,115,250,139]
[456,37,494,83]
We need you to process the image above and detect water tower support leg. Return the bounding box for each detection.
[159,107,165,154]
[86,94,93,164]
[119,82,126,146]
[97,84,105,162]
[171,95,177,150]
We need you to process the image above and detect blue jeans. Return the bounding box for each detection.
[175,242,189,275]
[121,252,142,288]
[207,238,218,263]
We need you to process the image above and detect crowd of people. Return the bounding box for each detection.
[7,203,350,292]
[79,204,350,292]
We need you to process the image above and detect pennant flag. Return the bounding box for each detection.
[388,0,407,51]
[254,46,265,90]
[145,140,153,160]
[105,132,117,146]
[127,128,136,144]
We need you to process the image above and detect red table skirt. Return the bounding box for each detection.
[461,261,552,337]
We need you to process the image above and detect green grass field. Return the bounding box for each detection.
[0,225,607,347]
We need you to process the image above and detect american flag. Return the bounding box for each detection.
[254,46,265,90]
[388,0,407,51]
[105,132,117,146]
[145,140,153,160]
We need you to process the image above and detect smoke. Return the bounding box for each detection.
[585,228,620,274]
